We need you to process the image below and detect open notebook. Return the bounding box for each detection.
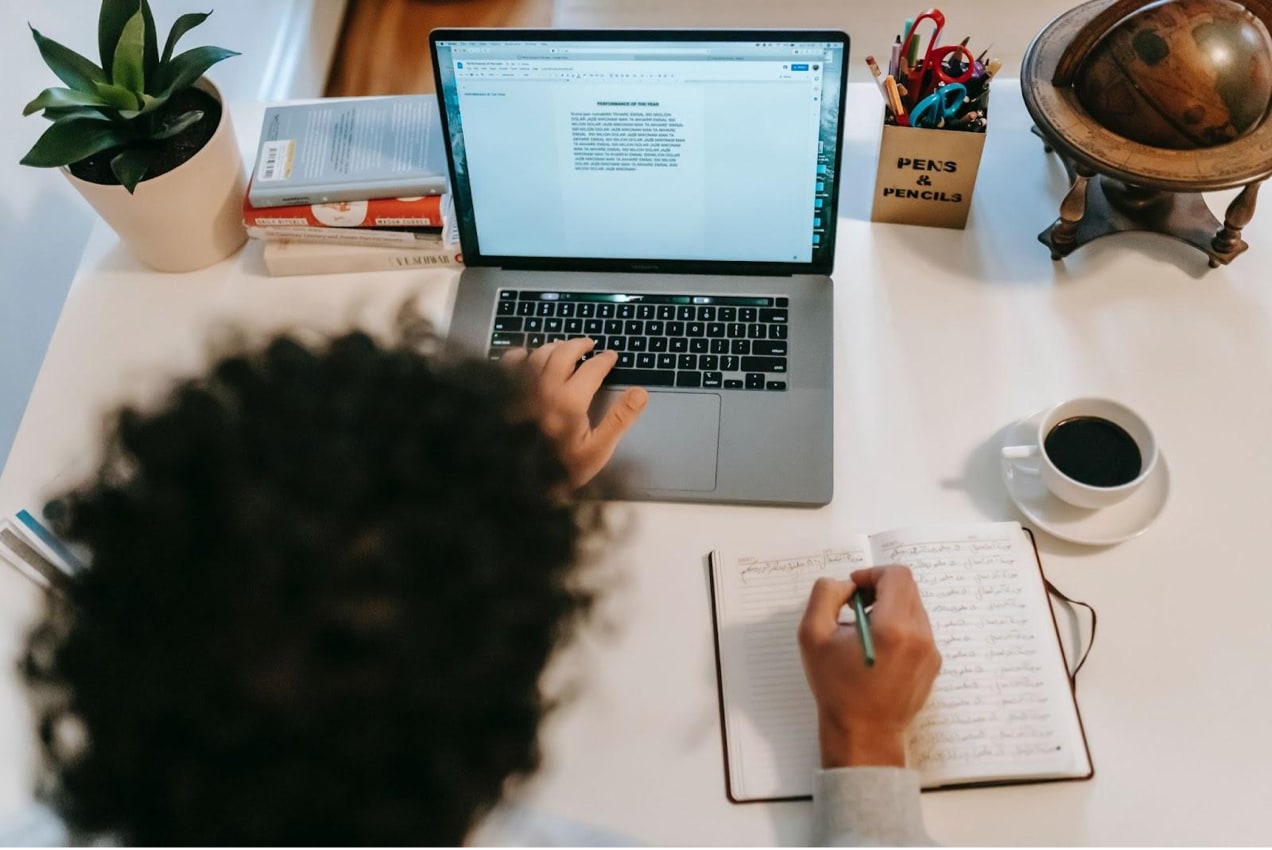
[708,521,1093,802]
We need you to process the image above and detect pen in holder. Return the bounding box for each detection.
[868,22,996,230]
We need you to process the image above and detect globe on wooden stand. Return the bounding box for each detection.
[1022,0,1272,267]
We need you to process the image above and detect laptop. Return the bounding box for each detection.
[431,29,849,506]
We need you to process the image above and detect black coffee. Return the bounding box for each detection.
[1043,416,1142,487]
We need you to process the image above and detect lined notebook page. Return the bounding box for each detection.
[711,522,1089,802]
[711,539,870,801]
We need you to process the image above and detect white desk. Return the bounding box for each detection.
[3,81,1272,845]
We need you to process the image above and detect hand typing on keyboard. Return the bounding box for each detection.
[502,337,648,488]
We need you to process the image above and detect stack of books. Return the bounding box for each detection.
[244,95,462,276]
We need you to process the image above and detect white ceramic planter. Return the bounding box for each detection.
[62,77,248,273]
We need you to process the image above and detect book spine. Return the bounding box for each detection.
[262,242,464,277]
[246,225,444,250]
[242,192,446,228]
[247,175,450,209]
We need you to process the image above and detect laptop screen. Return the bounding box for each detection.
[431,30,849,275]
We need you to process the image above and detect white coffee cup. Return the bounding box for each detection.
[1002,397,1158,509]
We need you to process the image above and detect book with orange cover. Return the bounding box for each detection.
[242,188,447,228]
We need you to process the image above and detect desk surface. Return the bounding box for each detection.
[3,81,1272,845]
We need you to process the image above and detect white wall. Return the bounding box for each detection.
[0,0,345,474]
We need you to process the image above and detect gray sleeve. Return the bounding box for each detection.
[811,767,935,846]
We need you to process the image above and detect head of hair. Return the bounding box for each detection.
[23,325,604,845]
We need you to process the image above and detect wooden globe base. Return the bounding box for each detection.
[1032,126,1264,267]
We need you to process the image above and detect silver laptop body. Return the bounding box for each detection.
[432,29,850,506]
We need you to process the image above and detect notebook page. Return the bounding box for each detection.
[868,522,1091,787]
[710,539,871,801]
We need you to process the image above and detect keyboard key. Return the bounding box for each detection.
[770,324,788,340]
[697,306,717,321]
[703,371,723,388]
[536,302,556,317]
[499,290,517,300]
[739,307,758,322]
[718,307,737,321]
[752,340,788,356]
[578,303,596,318]
[676,371,703,388]
[525,318,543,332]
[745,372,765,390]
[776,297,789,307]
[748,323,768,339]
[707,322,726,337]
[645,320,665,335]
[677,306,695,321]
[528,334,546,348]
[657,353,676,369]
[666,321,686,336]
[690,338,709,354]
[497,301,516,316]
[628,337,648,352]
[766,381,788,391]
[727,322,746,338]
[547,333,566,343]
[637,304,656,320]
[516,302,536,317]
[617,304,636,319]
[687,322,705,337]
[492,316,523,332]
[741,356,788,373]
[699,354,719,370]
[617,351,635,368]
[760,308,789,324]
[710,339,729,354]
[678,353,697,370]
[591,336,608,350]
[731,339,751,355]
[650,337,668,352]
[605,319,624,335]
[491,332,525,348]
[721,355,740,371]
[584,319,603,335]
[558,303,576,317]
[657,305,675,320]
[670,338,689,353]
[724,379,745,389]
[637,353,656,369]
[564,318,583,334]
[605,368,675,387]
[609,336,628,351]
[598,304,615,318]
[545,318,563,333]
[624,320,644,336]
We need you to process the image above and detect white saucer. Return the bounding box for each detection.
[1000,409,1170,546]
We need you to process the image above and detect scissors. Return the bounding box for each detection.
[900,9,976,105]
[910,82,967,129]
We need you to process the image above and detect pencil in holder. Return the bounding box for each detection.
[870,104,988,230]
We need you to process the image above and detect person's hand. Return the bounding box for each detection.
[797,566,942,769]
[502,338,648,487]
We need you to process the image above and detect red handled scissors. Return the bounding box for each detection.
[900,9,976,105]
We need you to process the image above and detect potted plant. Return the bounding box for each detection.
[20,0,247,272]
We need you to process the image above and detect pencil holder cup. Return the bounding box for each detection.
[870,111,987,229]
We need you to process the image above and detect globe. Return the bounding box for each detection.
[1074,0,1272,149]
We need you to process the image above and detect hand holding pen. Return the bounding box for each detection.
[797,566,942,768]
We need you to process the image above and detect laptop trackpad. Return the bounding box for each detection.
[594,390,720,492]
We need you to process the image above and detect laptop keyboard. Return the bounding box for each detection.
[489,290,789,391]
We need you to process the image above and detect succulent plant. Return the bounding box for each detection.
[20,0,238,193]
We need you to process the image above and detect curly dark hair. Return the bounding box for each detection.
[22,326,606,845]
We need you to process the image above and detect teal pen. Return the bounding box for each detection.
[852,591,876,667]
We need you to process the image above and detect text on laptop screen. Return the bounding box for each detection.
[434,37,845,268]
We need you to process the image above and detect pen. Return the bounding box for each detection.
[852,591,876,667]
[889,35,901,77]
[883,75,908,125]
